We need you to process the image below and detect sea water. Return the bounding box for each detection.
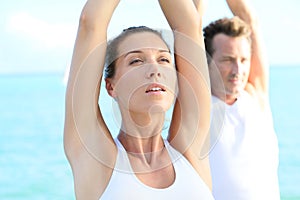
[0,66,299,199]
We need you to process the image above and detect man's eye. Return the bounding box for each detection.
[222,58,232,62]
[241,58,249,63]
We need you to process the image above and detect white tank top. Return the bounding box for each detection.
[209,91,280,200]
[100,139,214,200]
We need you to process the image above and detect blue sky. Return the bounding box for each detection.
[1,0,300,74]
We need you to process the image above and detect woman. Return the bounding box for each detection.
[64,0,213,199]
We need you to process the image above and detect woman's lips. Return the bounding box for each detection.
[145,84,166,94]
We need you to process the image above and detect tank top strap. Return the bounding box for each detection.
[113,138,133,173]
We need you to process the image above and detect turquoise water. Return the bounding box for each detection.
[0,66,299,199]
[269,66,300,200]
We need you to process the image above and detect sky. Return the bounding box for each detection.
[1,0,300,74]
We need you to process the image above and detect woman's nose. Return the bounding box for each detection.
[146,64,161,78]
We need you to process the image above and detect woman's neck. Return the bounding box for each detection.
[119,108,166,138]
[117,110,171,173]
[117,132,164,154]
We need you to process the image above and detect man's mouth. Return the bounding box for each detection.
[229,77,242,84]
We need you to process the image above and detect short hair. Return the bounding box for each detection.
[203,16,251,64]
[105,26,169,79]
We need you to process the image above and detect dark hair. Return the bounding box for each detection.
[104,26,169,79]
[203,16,251,64]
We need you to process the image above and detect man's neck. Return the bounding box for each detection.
[212,92,240,105]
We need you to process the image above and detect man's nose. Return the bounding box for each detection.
[232,60,241,74]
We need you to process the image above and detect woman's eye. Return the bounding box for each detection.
[160,58,170,63]
[129,59,142,65]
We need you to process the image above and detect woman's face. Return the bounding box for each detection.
[106,32,177,114]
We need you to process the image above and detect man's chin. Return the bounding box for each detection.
[225,89,242,98]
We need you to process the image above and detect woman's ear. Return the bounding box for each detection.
[105,78,117,98]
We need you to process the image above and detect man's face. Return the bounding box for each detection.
[209,33,251,103]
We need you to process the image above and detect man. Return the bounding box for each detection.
[204,0,280,199]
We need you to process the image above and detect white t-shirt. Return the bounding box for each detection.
[209,91,280,200]
[100,139,214,200]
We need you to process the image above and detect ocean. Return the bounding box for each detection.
[0,66,299,200]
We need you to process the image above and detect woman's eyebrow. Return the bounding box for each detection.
[124,49,170,58]
[124,50,143,58]
[159,49,171,53]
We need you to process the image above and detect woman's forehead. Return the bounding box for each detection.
[117,32,169,56]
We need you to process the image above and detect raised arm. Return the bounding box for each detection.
[193,0,207,18]
[64,0,119,197]
[159,0,211,187]
[227,0,269,96]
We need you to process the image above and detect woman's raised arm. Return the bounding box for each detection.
[64,1,120,197]
[159,0,212,187]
